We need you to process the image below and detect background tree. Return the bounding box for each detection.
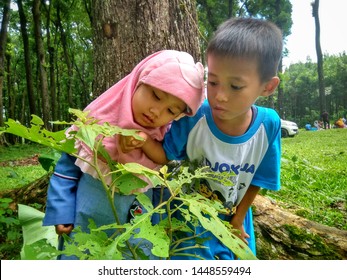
[0,1,345,134]
[196,0,292,116]
[17,0,36,118]
[312,0,326,115]
[32,0,50,129]
[0,0,11,130]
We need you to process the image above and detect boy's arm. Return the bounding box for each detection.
[230,185,260,244]
[118,132,169,165]
[142,136,169,165]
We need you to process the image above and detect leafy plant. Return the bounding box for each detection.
[1,110,257,260]
[0,198,22,259]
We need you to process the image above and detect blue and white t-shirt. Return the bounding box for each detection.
[163,100,281,212]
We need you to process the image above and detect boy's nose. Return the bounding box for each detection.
[215,88,228,102]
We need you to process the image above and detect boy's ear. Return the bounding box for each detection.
[261,76,280,97]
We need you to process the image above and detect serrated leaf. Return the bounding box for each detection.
[2,117,76,153]
[181,195,257,260]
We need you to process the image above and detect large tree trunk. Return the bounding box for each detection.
[92,0,201,96]
[253,195,347,260]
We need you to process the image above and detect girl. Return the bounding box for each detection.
[43,50,205,259]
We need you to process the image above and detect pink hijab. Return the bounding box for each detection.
[73,50,205,187]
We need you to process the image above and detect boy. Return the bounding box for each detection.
[122,17,283,259]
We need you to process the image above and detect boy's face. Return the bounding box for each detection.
[132,84,186,128]
[207,54,275,125]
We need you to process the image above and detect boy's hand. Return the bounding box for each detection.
[230,216,250,245]
[119,131,148,153]
[55,224,73,235]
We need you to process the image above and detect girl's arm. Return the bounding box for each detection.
[230,185,260,244]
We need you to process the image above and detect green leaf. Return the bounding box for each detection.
[18,204,58,260]
[75,125,98,150]
[1,117,76,153]
[113,173,147,195]
[132,217,170,258]
[182,194,257,260]
[135,193,153,212]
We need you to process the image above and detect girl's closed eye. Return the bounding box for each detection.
[231,84,243,90]
[153,91,161,100]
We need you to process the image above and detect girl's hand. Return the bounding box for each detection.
[119,131,148,153]
[55,224,74,235]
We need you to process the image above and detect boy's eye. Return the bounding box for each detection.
[208,81,217,86]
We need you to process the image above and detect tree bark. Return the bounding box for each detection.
[32,0,51,129]
[253,195,347,260]
[312,0,326,114]
[92,0,201,97]
[17,0,36,117]
[0,173,50,212]
[56,1,73,109]
[0,0,11,128]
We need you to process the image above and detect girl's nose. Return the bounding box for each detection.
[149,107,160,118]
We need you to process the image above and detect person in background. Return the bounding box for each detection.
[43,50,205,259]
[321,111,330,129]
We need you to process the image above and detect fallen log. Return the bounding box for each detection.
[0,173,50,211]
[253,195,347,260]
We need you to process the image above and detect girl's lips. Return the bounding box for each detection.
[142,114,154,124]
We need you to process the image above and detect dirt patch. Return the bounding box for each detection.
[0,155,40,167]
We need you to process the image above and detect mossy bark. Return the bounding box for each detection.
[253,195,347,260]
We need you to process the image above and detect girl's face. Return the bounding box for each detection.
[132,84,186,128]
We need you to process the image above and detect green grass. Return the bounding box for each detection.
[0,143,52,191]
[265,128,347,230]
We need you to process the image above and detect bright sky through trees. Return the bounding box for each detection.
[283,0,346,68]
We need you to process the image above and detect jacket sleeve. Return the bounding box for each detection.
[42,152,81,226]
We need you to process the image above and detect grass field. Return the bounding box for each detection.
[267,128,347,230]
[0,129,346,230]
[0,143,52,189]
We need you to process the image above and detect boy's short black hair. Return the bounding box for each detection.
[207,17,283,82]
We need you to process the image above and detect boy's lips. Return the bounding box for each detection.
[213,105,227,112]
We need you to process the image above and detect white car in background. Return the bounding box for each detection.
[281,119,299,138]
